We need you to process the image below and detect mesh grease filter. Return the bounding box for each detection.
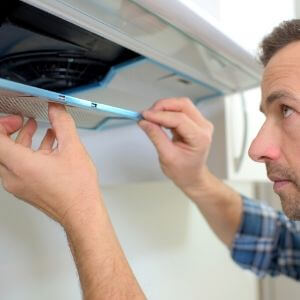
[0,89,111,129]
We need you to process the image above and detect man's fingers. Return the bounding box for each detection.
[0,115,23,135]
[48,103,79,149]
[0,133,26,171]
[15,118,37,148]
[39,128,56,151]
[139,120,174,159]
[142,110,201,147]
[0,115,28,170]
[149,98,206,126]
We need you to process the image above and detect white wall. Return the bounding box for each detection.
[188,0,221,20]
[0,180,258,300]
[104,181,258,300]
[219,0,295,55]
[0,189,80,300]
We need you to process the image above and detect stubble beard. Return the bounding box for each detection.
[267,163,300,220]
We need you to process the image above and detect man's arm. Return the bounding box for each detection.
[186,167,243,247]
[0,104,145,299]
[139,98,242,247]
[63,193,145,300]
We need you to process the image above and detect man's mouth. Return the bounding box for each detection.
[268,176,292,193]
[273,180,291,192]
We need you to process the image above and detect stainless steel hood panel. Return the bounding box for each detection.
[132,0,262,78]
[21,0,261,94]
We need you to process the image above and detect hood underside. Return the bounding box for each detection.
[0,1,140,92]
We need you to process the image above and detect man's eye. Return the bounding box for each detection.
[281,105,294,118]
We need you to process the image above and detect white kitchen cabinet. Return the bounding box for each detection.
[225,87,268,181]
[202,87,268,182]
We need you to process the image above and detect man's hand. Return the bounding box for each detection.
[139,97,214,198]
[0,104,145,299]
[139,97,242,247]
[0,103,100,226]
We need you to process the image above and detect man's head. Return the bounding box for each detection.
[249,19,300,219]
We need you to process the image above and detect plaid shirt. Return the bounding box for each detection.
[231,196,300,280]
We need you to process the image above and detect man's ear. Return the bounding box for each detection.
[0,115,24,135]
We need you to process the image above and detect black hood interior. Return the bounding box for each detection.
[0,1,140,92]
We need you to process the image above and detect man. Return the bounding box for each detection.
[0,19,300,299]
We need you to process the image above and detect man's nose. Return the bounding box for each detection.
[248,121,281,163]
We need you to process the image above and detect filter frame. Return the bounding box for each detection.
[0,78,141,129]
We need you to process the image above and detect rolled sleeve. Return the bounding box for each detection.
[231,196,300,280]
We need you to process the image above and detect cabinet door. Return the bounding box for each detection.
[225,87,268,181]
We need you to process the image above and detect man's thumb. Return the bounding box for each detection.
[48,103,78,148]
[139,120,173,158]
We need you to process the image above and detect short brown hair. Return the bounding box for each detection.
[259,19,300,66]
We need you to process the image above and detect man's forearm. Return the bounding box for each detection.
[183,168,243,247]
[63,194,146,300]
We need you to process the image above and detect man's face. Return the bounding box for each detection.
[249,41,300,219]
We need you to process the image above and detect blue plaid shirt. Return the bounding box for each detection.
[231,196,300,280]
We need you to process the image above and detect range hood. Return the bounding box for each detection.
[0,0,262,129]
